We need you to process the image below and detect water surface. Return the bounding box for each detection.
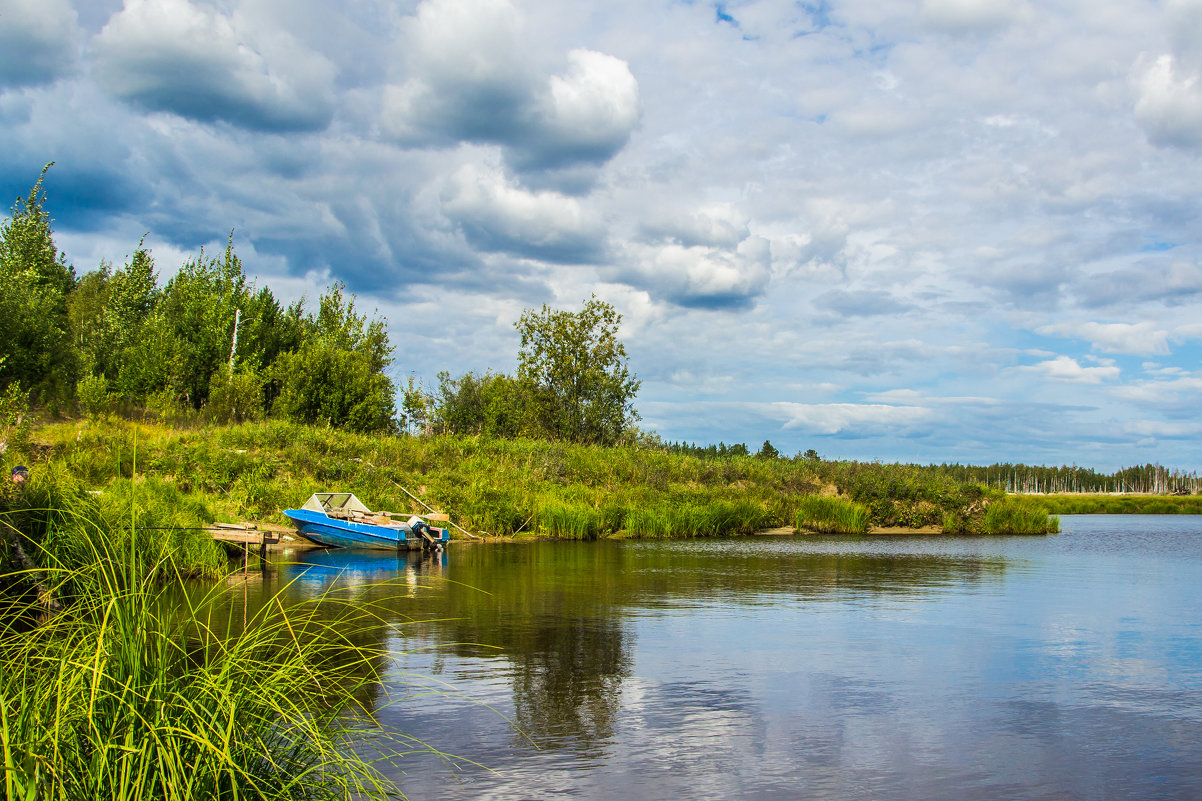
[227,515,1202,800]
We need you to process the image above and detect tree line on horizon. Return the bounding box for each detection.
[0,164,641,446]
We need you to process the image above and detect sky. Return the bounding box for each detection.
[2,0,1202,471]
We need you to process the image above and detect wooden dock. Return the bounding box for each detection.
[209,522,295,558]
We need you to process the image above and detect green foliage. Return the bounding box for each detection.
[757,440,779,459]
[76,374,113,420]
[68,243,160,384]
[1036,493,1202,515]
[272,342,396,433]
[400,375,434,436]
[515,296,640,446]
[0,164,78,400]
[271,283,397,434]
[205,366,264,424]
[150,238,252,408]
[795,496,870,534]
[434,370,529,438]
[983,496,1059,534]
[0,381,31,459]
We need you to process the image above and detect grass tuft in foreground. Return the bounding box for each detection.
[0,514,412,800]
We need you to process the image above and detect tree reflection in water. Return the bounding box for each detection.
[212,539,1007,759]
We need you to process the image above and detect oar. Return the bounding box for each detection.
[388,479,483,540]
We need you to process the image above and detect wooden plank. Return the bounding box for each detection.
[210,531,280,545]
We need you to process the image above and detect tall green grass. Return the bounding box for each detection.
[983,497,1060,534]
[794,496,870,534]
[0,508,420,799]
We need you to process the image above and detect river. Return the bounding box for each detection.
[225,515,1202,800]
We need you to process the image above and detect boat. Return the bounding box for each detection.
[283,492,451,550]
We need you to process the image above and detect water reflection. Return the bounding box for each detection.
[199,524,1202,799]
[213,539,1013,767]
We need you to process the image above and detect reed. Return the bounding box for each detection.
[534,500,602,539]
[794,496,869,534]
[983,497,1060,534]
[0,512,417,799]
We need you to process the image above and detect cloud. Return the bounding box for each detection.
[381,0,638,176]
[380,0,531,146]
[515,49,640,171]
[94,0,337,132]
[439,163,606,264]
[639,204,749,249]
[813,288,913,317]
[1037,321,1172,356]
[921,0,1016,33]
[0,0,81,88]
[770,402,937,436]
[1072,260,1202,308]
[1111,374,1202,406]
[1132,54,1202,148]
[1015,356,1121,384]
[1122,419,1202,438]
[616,236,771,309]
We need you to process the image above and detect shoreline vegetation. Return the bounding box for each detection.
[10,416,1070,557]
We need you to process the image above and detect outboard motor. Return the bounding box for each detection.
[406,515,441,550]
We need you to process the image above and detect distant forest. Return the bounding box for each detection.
[664,440,1200,495]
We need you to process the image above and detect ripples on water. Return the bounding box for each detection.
[221,515,1202,800]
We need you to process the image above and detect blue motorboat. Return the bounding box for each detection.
[283,492,451,550]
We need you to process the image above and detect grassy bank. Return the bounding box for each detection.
[1036,493,1202,515]
[3,417,1059,541]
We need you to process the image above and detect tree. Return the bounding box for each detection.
[757,440,779,459]
[515,296,640,445]
[433,370,528,438]
[149,237,250,408]
[400,375,433,436]
[270,282,397,434]
[271,343,396,433]
[0,163,78,399]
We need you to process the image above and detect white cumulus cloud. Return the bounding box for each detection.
[1016,356,1121,384]
[380,0,638,175]
[94,0,337,131]
[618,236,771,309]
[1132,53,1202,148]
[440,163,605,264]
[1037,321,1172,356]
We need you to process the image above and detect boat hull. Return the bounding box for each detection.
[283,508,449,550]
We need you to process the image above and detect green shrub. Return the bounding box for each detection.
[76,374,113,420]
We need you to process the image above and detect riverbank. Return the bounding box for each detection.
[1036,493,1202,515]
[5,418,1058,553]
